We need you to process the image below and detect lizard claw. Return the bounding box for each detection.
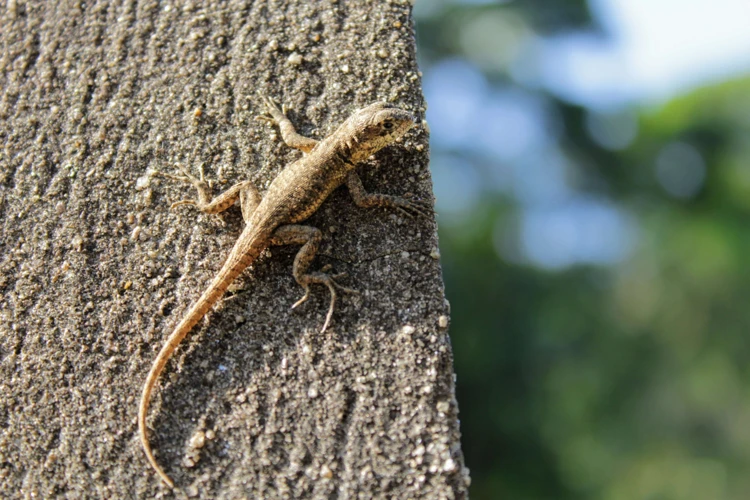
[255,115,275,124]
[290,270,358,332]
[156,164,213,210]
[392,195,433,219]
[255,96,287,126]
[291,287,311,309]
[170,199,198,210]
[320,274,357,333]
[156,164,208,187]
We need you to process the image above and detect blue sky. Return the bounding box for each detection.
[540,0,750,108]
[421,0,750,269]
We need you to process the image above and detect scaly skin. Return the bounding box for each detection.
[139,97,431,487]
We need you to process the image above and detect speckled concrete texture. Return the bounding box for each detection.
[0,0,469,497]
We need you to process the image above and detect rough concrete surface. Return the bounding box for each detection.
[0,0,469,498]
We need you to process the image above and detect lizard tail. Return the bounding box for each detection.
[139,278,230,488]
[139,235,266,487]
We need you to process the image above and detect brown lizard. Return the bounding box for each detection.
[139,96,430,487]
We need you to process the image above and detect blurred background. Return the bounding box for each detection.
[414,0,750,498]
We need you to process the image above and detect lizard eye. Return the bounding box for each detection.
[383,121,393,130]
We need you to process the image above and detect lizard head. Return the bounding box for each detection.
[339,102,415,163]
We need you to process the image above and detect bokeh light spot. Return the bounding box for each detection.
[655,142,706,199]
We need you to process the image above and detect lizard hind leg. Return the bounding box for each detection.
[270,225,357,332]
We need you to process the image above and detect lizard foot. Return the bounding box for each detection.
[255,96,288,126]
[291,270,358,332]
[255,96,319,153]
[156,164,213,210]
[388,194,434,219]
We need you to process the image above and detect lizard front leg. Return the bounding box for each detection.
[270,224,356,332]
[257,96,319,153]
[346,171,432,218]
[158,164,262,223]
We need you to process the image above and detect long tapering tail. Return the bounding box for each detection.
[139,231,266,487]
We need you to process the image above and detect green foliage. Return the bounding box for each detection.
[418,2,750,498]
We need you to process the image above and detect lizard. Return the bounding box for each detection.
[139,96,431,488]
